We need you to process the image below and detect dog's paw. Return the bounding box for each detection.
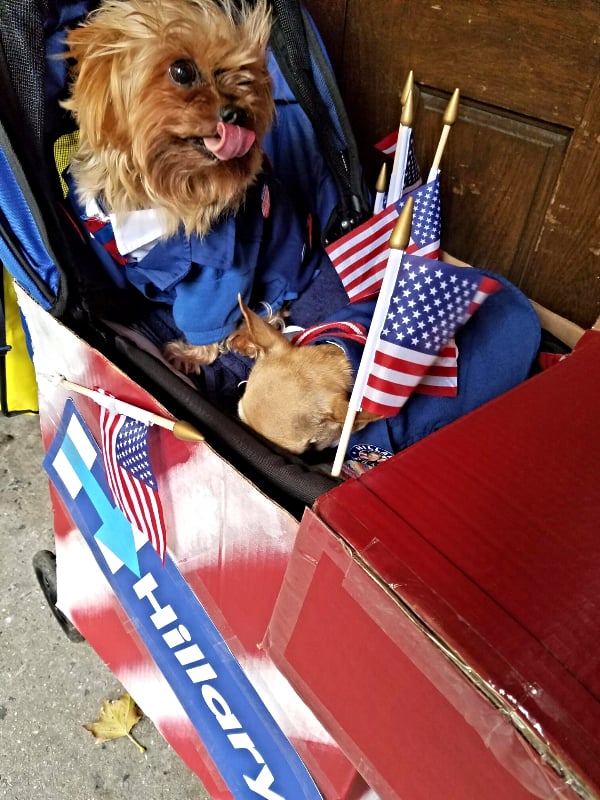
[162,340,220,374]
[227,328,262,359]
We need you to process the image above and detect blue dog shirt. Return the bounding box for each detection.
[69,167,317,346]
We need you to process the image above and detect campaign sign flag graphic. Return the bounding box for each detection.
[43,400,323,800]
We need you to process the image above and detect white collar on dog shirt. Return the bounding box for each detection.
[85,198,169,261]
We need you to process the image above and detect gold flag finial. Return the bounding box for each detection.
[400,88,414,127]
[171,420,205,442]
[389,196,414,251]
[443,88,460,126]
[375,162,388,193]
[400,70,414,106]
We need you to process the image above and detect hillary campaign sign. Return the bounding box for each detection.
[43,399,323,800]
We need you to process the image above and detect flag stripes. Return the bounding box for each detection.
[465,276,503,319]
[327,177,441,303]
[100,404,167,563]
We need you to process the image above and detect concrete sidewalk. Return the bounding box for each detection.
[0,412,210,800]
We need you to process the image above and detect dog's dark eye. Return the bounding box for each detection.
[168,59,200,88]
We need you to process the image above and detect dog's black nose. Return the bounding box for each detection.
[219,104,247,126]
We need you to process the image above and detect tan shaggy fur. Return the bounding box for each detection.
[63,0,273,239]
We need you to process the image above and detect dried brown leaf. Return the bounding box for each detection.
[84,692,146,753]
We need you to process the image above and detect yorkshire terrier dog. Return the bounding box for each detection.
[63,0,309,373]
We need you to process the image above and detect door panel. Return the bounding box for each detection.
[304,0,600,327]
[414,90,569,288]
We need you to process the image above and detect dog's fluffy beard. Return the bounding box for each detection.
[63,0,273,238]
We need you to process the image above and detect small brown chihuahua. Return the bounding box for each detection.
[230,299,379,454]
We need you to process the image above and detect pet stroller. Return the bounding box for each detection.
[2,1,598,799]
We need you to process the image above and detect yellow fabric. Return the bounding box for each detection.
[0,131,78,415]
[53,130,80,197]
[2,268,38,414]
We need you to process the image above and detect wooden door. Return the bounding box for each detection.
[304,0,600,328]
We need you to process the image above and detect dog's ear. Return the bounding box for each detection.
[62,25,129,151]
[234,295,290,358]
[354,409,384,430]
[327,396,382,431]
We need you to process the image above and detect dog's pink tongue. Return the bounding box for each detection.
[203,122,256,160]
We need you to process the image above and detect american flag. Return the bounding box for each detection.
[100,404,167,563]
[359,255,501,417]
[326,176,441,303]
[375,130,421,194]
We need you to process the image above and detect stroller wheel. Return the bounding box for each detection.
[32,550,85,643]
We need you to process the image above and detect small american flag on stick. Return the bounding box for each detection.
[100,402,167,563]
[360,255,501,417]
[375,130,422,194]
[326,175,441,303]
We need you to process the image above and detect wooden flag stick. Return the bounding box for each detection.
[387,88,415,205]
[331,198,414,478]
[373,162,388,214]
[44,374,204,442]
[426,88,460,183]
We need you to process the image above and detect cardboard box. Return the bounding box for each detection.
[17,287,370,800]
[267,330,600,799]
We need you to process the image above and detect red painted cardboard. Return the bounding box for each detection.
[267,331,600,799]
